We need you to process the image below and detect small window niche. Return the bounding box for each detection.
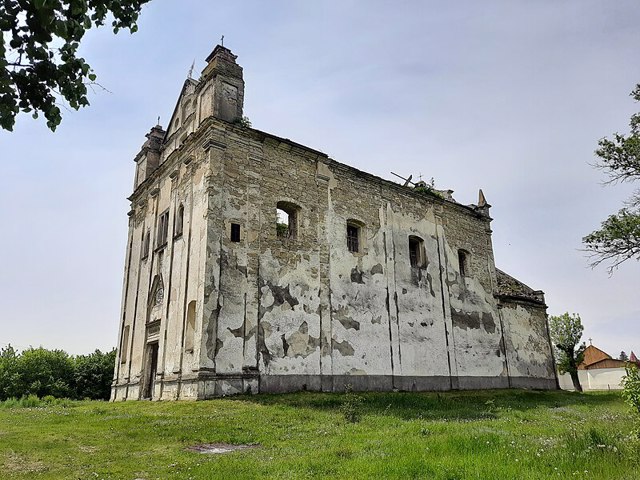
[174,204,184,238]
[458,249,470,277]
[141,230,150,260]
[185,301,196,352]
[156,210,169,249]
[276,201,299,239]
[230,223,241,243]
[409,236,426,268]
[120,325,130,364]
[346,220,363,253]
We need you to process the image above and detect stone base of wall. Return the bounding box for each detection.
[112,373,557,400]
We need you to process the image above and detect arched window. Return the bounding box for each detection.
[120,325,130,363]
[185,301,196,352]
[182,99,192,120]
[174,204,184,238]
[276,201,300,239]
[157,210,169,248]
[458,249,470,277]
[409,235,426,268]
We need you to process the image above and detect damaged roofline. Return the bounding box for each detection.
[129,118,492,221]
[495,294,547,308]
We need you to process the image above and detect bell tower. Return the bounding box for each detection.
[201,44,245,123]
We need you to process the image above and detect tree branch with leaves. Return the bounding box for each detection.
[0,0,150,131]
[584,85,640,273]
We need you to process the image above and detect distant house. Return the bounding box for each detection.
[578,345,628,371]
[558,344,630,391]
[630,351,640,367]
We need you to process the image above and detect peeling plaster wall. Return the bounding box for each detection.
[114,118,557,400]
[499,301,556,388]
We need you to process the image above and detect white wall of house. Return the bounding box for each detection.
[558,368,625,391]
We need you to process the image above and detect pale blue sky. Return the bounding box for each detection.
[1,0,639,357]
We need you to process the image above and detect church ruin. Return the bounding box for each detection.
[111,45,557,401]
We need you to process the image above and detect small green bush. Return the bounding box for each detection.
[340,385,364,423]
[622,364,640,415]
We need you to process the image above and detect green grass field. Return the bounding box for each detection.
[0,390,638,479]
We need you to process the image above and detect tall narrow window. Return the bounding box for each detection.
[458,249,469,277]
[230,223,241,242]
[142,230,150,259]
[120,325,130,363]
[157,210,169,248]
[174,204,184,238]
[409,236,425,268]
[347,222,361,253]
[276,201,299,239]
[185,301,196,352]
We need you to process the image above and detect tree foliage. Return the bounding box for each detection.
[622,364,640,417]
[74,349,116,400]
[584,84,640,273]
[0,345,115,400]
[549,312,586,392]
[1,0,149,131]
[620,351,629,362]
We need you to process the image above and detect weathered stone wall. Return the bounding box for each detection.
[113,117,558,400]
[112,129,212,401]
[171,122,557,397]
[113,44,557,400]
[498,299,557,389]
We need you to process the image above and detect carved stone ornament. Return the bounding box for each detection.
[154,287,164,306]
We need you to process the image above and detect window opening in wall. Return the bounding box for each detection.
[458,249,469,277]
[276,201,299,239]
[230,223,241,242]
[185,301,196,352]
[142,230,150,259]
[347,222,360,253]
[174,204,184,238]
[409,236,425,268]
[157,210,169,248]
[120,325,130,363]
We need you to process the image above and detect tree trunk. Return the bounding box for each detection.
[570,370,583,392]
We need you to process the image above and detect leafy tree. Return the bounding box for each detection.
[15,347,75,398]
[621,364,640,416]
[0,344,19,400]
[584,84,640,273]
[549,312,586,392]
[74,349,116,400]
[1,0,150,131]
[620,351,629,362]
[0,346,117,401]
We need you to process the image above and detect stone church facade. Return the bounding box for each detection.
[111,45,557,401]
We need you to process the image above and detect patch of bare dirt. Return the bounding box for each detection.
[2,451,48,473]
[186,443,258,454]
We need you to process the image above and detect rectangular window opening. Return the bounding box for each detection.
[347,224,360,253]
[458,250,468,277]
[230,223,241,243]
[409,237,423,268]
